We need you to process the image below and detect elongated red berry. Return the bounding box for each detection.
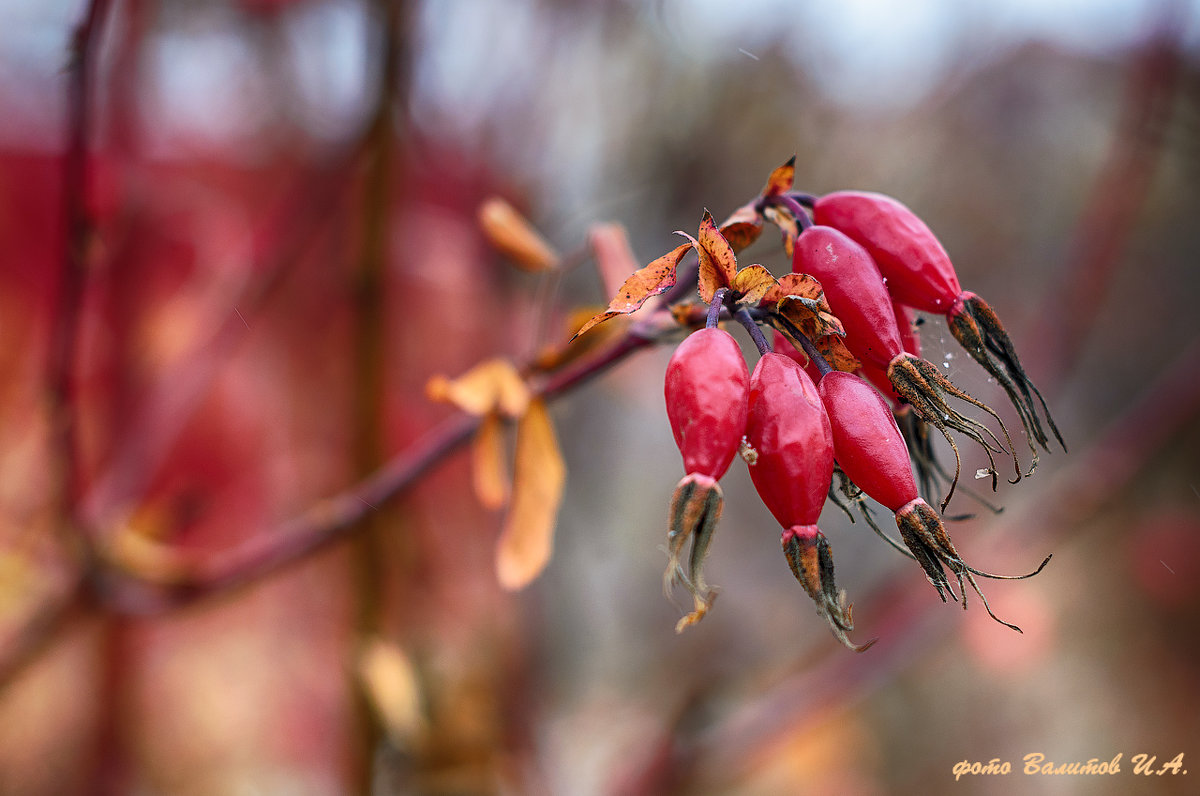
[664,327,749,479]
[791,225,905,370]
[744,352,833,528]
[818,371,916,513]
[813,191,960,313]
[814,190,1064,455]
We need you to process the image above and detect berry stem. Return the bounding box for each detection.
[774,193,813,231]
[707,287,728,329]
[734,307,771,356]
[774,313,832,377]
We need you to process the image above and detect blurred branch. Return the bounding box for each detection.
[104,326,656,613]
[49,0,112,542]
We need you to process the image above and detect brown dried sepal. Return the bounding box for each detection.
[886,353,1018,511]
[573,242,692,340]
[665,473,724,633]
[781,525,875,652]
[478,197,561,272]
[947,291,1065,468]
[894,498,1050,632]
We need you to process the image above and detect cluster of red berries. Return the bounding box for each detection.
[662,190,1056,649]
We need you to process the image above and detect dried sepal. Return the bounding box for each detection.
[886,353,1019,510]
[947,291,1065,466]
[573,242,692,340]
[426,358,531,419]
[665,473,724,633]
[895,409,1005,520]
[894,498,1051,632]
[478,197,561,271]
[781,525,875,652]
[830,467,916,561]
[496,400,566,590]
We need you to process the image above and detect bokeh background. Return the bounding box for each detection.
[1,0,1199,793]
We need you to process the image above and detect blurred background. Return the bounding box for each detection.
[1,0,1199,793]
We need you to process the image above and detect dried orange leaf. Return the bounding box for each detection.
[731,264,778,306]
[762,156,796,197]
[573,242,691,340]
[696,211,738,302]
[761,272,823,306]
[478,197,560,271]
[718,220,764,253]
[588,223,640,299]
[105,513,193,585]
[496,400,566,590]
[720,199,760,229]
[762,203,801,258]
[815,334,861,373]
[777,295,845,340]
[358,637,425,747]
[426,359,531,418]
[534,307,629,372]
[473,412,510,510]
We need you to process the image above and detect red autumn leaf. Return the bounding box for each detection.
[573,242,692,340]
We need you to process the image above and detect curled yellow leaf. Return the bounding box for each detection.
[426,359,531,419]
[496,400,566,590]
[478,197,561,271]
[472,412,510,510]
[357,637,425,748]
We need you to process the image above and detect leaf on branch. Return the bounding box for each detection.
[678,211,738,304]
[534,306,629,372]
[776,294,845,341]
[496,400,566,590]
[761,272,823,306]
[762,155,796,197]
[478,197,561,271]
[473,412,510,510]
[731,264,778,307]
[719,220,763,254]
[426,359,531,419]
[815,334,861,373]
[588,223,641,299]
[573,242,691,340]
[357,637,426,748]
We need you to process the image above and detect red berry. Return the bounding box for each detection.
[818,371,917,512]
[664,327,749,479]
[791,225,906,370]
[744,352,833,528]
[813,191,961,313]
